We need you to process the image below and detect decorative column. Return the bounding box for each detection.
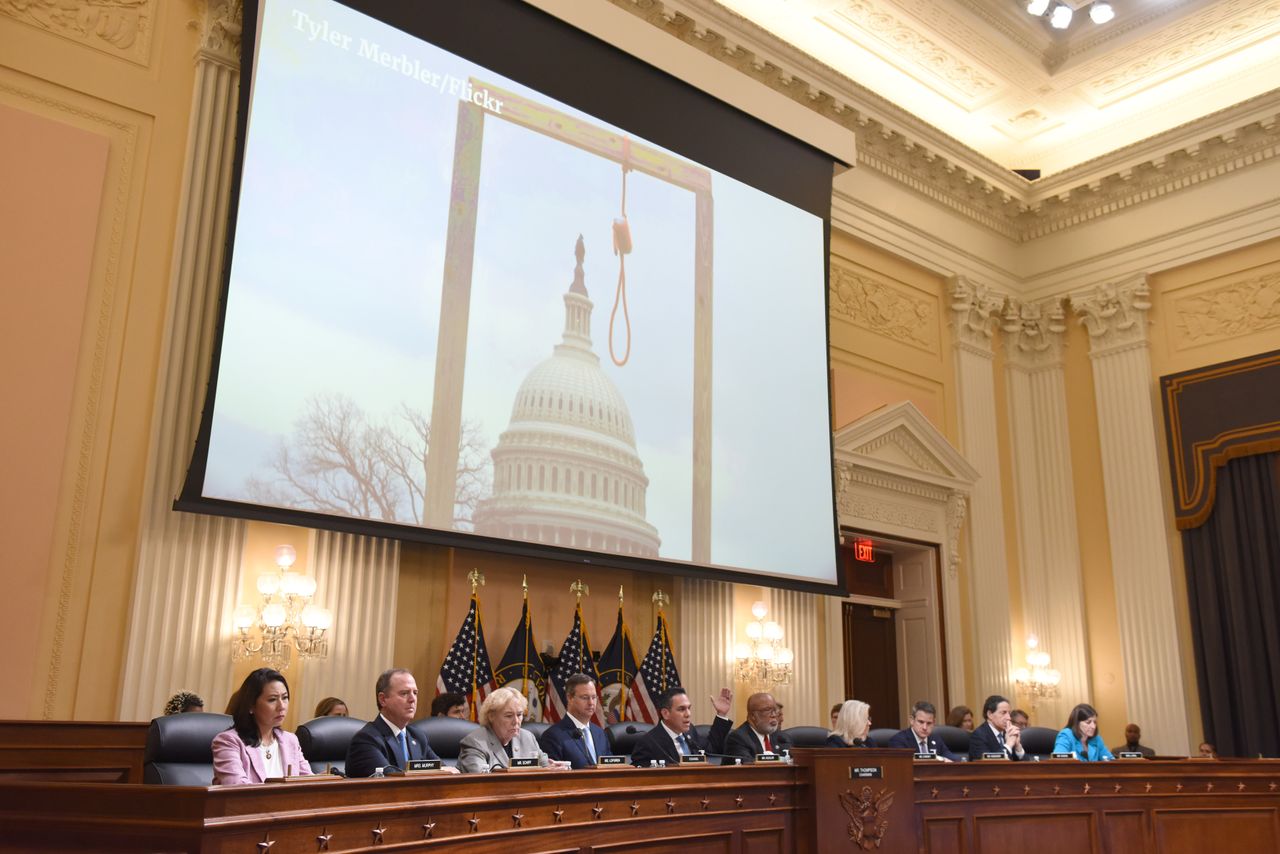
[1001,298,1089,725]
[296,530,399,722]
[768,588,821,729]
[943,489,968,706]
[948,276,1015,701]
[1071,278,1190,754]
[675,577,733,723]
[117,3,247,720]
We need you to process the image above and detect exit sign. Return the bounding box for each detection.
[853,538,874,562]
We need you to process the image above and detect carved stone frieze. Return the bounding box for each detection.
[1070,278,1153,355]
[196,0,242,66]
[1002,297,1067,368]
[1171,270,1280,348]
[948,276,1005,354]
[840,493,938,535]
[830,263,937,352]
[0,0,154,64]
[840,463,952,504]
[945,490,965,580]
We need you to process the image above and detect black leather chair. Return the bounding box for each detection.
[691,723,712,747]
[605,721,652,758]
[933,725,970,758]
[779,726,830,748]
[521,721,550,741]
[297,716,367,775]
[1021,726,1058,758]
[868,727,900,748]
[407,717,481,768]
[143,712,233,785]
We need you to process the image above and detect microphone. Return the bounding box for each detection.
[380,765,404,776]
[625,725,639,735]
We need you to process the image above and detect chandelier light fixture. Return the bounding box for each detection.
[232,544,332,669]
[1012,634,1061,714]
[734,600,794,687]
[1026,1,1115,29]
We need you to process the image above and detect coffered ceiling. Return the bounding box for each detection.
[713,0,1280,176]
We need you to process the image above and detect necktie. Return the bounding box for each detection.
[920,738,927,753]
[397,730,410,767]
[763,733,773,753]
[676,733,691,756]
[583,728,597,762]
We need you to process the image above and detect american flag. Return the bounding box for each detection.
[545,604,604,725]
[435,594,497,721]
[630,611,681,724]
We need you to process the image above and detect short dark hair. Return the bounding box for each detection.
[229,668,288,747]
[656,687,688,712]
[375,668,413,710]
[565,673,596,696]
[1011,708,1029,721]
[910,700,936,718]
[1065,703,1098,740]
[981,695,1009,721]
[946,705,972,727]
[431,692,466,716]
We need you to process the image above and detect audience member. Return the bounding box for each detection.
[630,686,732,766]
[345,668,458,777]
[1010,709,1030,731]
[725,692,788,763]
[827,700,871,748]
[968,695,1025,761]
[459,686,565,772]
[1198,741,1217,758]
[830,703,842,729]
[888,700,956,761]
[1110,723,1155,757]
[1053,703,1114,762]
[212,668,311,784]
[946,705,974,731]
[775,702,785,730]
[431,692,468,719]
[164,691,204,716]
[539,674,609,768]
[314,697,348,718]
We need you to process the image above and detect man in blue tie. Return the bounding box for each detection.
[540,673,610,768]
[630,686,732,766]
[346,668,459,777]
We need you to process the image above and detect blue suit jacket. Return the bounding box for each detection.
[887,728,958,761]
[345,715,440,777]
[539,716,610,769]
[1054,728,1114,762]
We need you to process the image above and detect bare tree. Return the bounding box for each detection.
[246,394,490,529]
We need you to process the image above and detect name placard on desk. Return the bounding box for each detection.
[850,766,882,779]
[680,754,707,764]
[755,753,783,763]
[407,759,443,772]
[1118,751,1147,759]
[597,755,627,765]
[510,757,539,768]
[982,752,1010,760]
[1051,752,1075,760]
[913,752,936,760]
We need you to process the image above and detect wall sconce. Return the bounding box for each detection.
[1013,634,1060,714]
[734,600,793,687]
[232,544,332,669]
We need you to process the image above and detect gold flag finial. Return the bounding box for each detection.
[570,579,589,604]
[618,585,624,605]
[522,574,528,598]
[652,589,670,610]
[468,569,485,594]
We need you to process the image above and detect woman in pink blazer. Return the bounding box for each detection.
[212,667,312,785]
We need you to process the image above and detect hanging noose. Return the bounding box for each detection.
[609,140,633,367]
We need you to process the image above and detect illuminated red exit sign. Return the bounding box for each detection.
[853,538,875,562]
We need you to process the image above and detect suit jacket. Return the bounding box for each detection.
[630,716,731,766]
[212,727,311,785]
[724,723,790,763]
[887,728,958,761]
[345,715,440,777]
[458,726,549,774]
[1054,728,1114,762]
[968,722,1025,761]
[539,715,610,769]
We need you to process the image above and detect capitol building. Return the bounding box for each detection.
[473,237,661,558]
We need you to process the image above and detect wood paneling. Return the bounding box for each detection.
[974,812,1095,851]
[1152,808,1280,853]
[0,720,147,783]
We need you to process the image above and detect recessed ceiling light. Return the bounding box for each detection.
[1027,0,1051,15]
[1050,5,1074,29]
[1090,2,1115,24]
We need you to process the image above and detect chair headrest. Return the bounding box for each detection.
[868,728,899,747]
[778,726,830,747]
[406,717,481,758]
[297,716,368,758]
[144,713,233,764]
[605,721,653,752]
[520,721,550,739]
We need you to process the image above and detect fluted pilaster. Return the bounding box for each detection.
[295,530,399,722]
[948,276,1015,701]
[1002,298,1089,725]
[768,588,821,729]
[1070,278,1190,754]
[675,577,733,723]
[117,1,246,720]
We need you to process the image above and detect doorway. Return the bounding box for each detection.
[843,602,900,729]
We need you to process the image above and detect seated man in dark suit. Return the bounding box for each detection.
[967,694,1026,761]
[345,668,459,777]
[887,700,957,762]
[630,686,732,766]
[539,673,610,768]
[725,692,789,763]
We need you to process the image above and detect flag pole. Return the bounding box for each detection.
[653,588,670,693]
[521,574,532,716]
[468,568,485,722]
[618,585,627,722]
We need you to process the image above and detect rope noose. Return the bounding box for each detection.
[609,140,633,367]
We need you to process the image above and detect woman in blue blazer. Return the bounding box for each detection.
[1054,703,1114,762]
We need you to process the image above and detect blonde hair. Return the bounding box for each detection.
[478,686,528,728]
[831,700,870,745]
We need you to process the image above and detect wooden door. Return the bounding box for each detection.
[842,602,901,730]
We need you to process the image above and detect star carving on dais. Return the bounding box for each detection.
[591,803,605,820]
[961,786,970,798]
[991,786,1000,796]
[467,814,480,832]
[1113,784,1122,793]
[1271,783,1277,792]
[629,801,640,816]
[257,833,274,852]
[1082,783,1091,794]
[552,807,564,824]
[1175,783,1185,793]
[1237,782,1247,792]
[511,811,525,828]
[371,823,386,844]
[421,820,436,839]
[699,796,711,810]
[735,795,745,808]
[1206,783,1215,792]
[768,793,778,806]
[316,827,333,850]
[930,787,939,799]
[665,799,677,814]
[1145,783,1153,793]
[1053,785,1061,795]
[1023,786,1031,796]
